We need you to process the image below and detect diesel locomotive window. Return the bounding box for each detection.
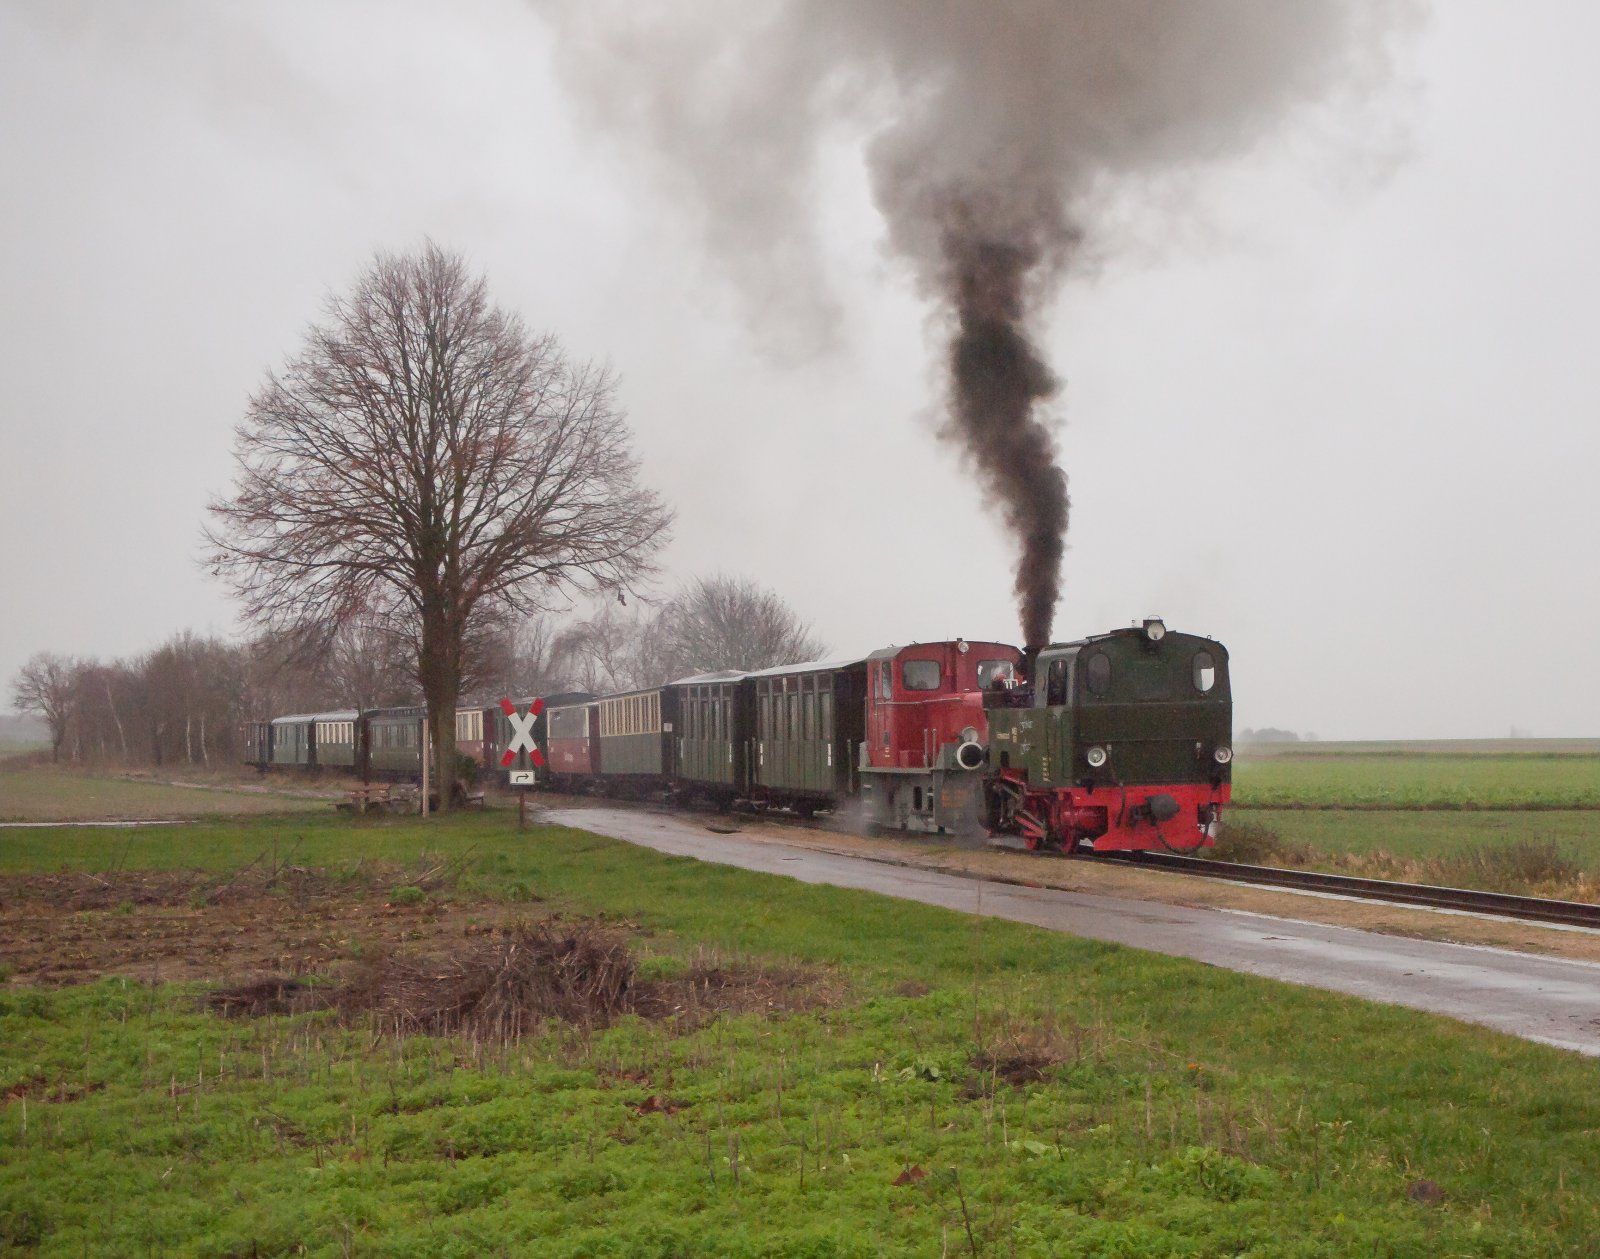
[1085,652,1111,697]
[1118,652,1181,702]
[902,659,941,691]
[977,659,1014,689]
[877,663,891,700]
[1193,651,1216,694]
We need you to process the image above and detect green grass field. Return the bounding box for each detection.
[0,766,328,823]
[1239,739,1600,759]
[1231,752,1600,809]
[1224,742,1600,892]
[4,812,1600,1255]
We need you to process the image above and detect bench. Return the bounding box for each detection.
[338,784,419,815]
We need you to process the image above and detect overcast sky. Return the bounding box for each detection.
[2,1,1596,739]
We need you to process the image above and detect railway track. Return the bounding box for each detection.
[1103,851,1600,930]
[535,790,1600,931]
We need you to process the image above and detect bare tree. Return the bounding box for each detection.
[647,574,825,680]
[206,244,671,808]
[543,575,826,692]
[10,652,75,763]
[549,603,650,694]
[475,613,583,701]
[326,616,415,712]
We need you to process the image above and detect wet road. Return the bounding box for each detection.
[545,806,1600,1056]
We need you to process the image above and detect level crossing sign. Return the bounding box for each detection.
[499,697,545,773]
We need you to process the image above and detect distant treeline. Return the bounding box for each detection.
[9,575,822,769]
[1238,727,1315,745]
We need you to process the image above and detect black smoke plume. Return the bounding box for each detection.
[946,229,1068,648]
[539,1,1414,645]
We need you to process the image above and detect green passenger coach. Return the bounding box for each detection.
[747,658,867,808]
[673,670,748,799]
[596,688,676,784]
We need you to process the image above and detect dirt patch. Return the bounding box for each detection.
[0,856,500,986]
[206,923,841,1040]
[641,950,842,1026]
[4,1076,106,1105]
[970,1020,1073,1088]
[335,919,638,1037]
[205,975,318,1017]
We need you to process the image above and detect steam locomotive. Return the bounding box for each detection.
[243,617,1232,853]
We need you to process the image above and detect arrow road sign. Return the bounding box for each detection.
[499,697,546,769]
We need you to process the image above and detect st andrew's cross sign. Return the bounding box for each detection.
[500,697,545,784]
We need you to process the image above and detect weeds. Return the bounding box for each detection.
[1214,820,1597,900]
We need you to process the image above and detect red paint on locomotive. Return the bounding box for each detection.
[864,641,1022,771]
[993,772,1228,852]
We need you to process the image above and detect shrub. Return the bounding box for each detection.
[1209,819,1313,867]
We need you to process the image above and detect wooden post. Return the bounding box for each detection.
[420,717,430,818]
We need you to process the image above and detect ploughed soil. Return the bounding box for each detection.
[0,857,501,987]
[0,858,841,1036]
[206,923,839,1039]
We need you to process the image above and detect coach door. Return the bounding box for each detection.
[585,703,602,773]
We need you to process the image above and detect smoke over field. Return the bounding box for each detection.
[541,1,1412,645]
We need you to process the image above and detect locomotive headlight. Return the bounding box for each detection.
[960,726,979,744]
[1212,745,1233,765]
[1085,745,1109,768]
[1143,618,1166,642]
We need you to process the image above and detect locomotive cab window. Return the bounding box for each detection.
[977,659,1014,689]
[877,663,891,700]
[1046,658,1070,706]
[1193,651,1216,694]
[1085,652,1111,698]
[902,659,941,691]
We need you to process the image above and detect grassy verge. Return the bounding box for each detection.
[1214,811,1600,899]
[2,812,1599,1255]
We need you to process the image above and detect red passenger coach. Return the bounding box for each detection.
[454,705,495,776]
[545,701,600,783]
[860,639,1022,836]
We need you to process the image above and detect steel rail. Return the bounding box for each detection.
[1102,851,1600,929]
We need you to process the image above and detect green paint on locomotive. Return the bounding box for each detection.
[987,628,1232,791]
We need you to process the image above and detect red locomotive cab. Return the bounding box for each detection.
[861,639,1022,836]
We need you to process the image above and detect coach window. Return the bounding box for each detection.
[1193,651,1216,694]
[903,659,941,691]
[1085,652,1111,698]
